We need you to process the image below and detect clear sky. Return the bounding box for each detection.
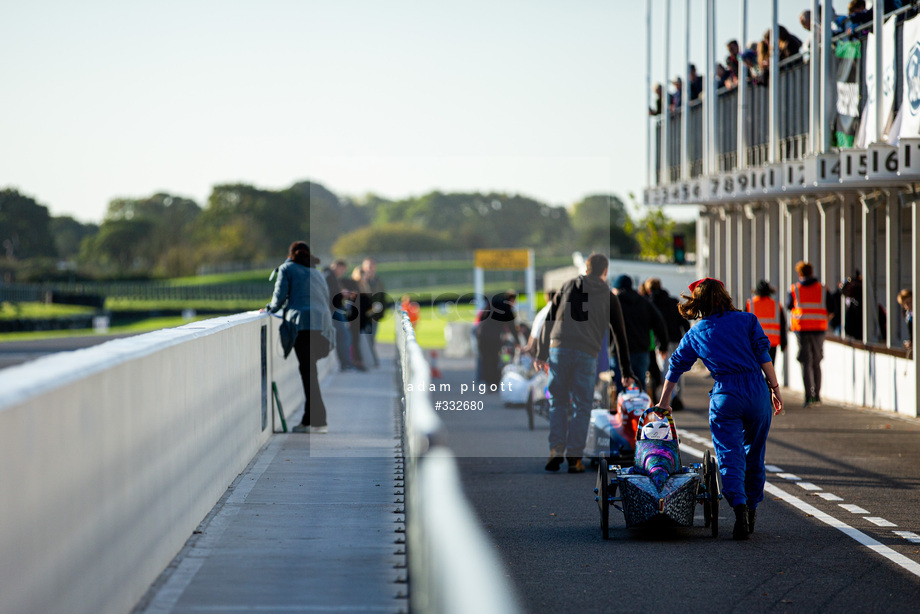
[2,0,853,224]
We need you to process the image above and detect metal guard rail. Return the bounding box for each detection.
[395,311,521,614]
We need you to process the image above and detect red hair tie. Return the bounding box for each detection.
[688,277,725,293]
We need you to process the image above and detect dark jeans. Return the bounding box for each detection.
[294,330,328,427]
[332,319,352,368]
[547,347,597,457]
[796,332,824,400]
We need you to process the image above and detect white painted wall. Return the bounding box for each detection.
[0,312,314,614]
[784,335,916,417]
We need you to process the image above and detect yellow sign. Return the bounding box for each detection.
[474,249,531,270]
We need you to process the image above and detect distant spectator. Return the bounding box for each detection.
[324,258,354,371]
[689,64,703,100]
[715,63,731,90]
[361,258,385,367]
[645,278,691,410]
[669,77,683,112]
[756,40,771,86]
[649,83,663,116]
[611,275,669,394]
[476,291,519,388]
[897,289,913,349]
[726,39,740,84]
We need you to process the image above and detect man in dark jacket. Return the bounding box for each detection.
[646,278,691,409]
[324,259,354,370]
[536,254,634,474]
[611,275,669,394]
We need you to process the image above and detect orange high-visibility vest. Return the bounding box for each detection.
[790,282,828,332]
[748,296,781,347]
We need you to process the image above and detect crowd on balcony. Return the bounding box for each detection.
[650,0,913,117]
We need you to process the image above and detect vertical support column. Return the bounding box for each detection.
[739,209,753,305]
[875,2,885,142]
[912,201,920,417]
[807,201,822,272]
[819,200,837,304]
[752,206,766,283]
[777,201,789,386]
[682,0,690,181]
[769,0,780,162]
[706,0,717,174]
[840,196,854,336]
[885,193,900,348]
[647,0,653,187]
[737,0,748,167]
[809,0,820,154]
[861,197,872,345]
[474,267,485,312]
[821,0,833,152]
[768,203,780,284]
[663,0,672,185]
[724,209,735,300]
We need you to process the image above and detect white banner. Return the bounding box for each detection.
[858,16,898,146]
[898,14,920,139]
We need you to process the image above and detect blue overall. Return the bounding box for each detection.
[666,311,773,509]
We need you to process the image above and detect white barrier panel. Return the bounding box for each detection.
[784,335,916,417]
[0,312,282,614]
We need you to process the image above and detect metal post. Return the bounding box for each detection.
[875,2,884,142]
[821,0,833,152]
[647,0,653,186]
[769,0,780,163]
[912,200,920,417]
[682,0,690,181]
[737,0,748,168]
[885,193,899,348]
[809,0,820,154]
[709,0,717,174]
[861,197,871,345]
[663,0,672,185]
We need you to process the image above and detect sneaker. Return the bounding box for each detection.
[292,424,310,433]
[747,507,757,534]
[567,458,586,474]
[312,426,328,434]
[733,504,750,540]
[545,447,564,472]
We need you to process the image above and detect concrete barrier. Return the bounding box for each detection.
[0,312,303,614]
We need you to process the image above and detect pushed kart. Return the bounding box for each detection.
[595,407,721,540]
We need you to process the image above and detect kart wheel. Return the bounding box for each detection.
[596,462,610,540]
[702,452,712,528]
[525,389,535,431]
[705,450,719,538]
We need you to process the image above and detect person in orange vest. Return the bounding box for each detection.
[745,280,786,364]
[786,261,832,407]
[400,294,420,329]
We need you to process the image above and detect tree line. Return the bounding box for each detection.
[0,183,694,282]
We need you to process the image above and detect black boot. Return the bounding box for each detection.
[733,504,750,540]
[747,507,757,534]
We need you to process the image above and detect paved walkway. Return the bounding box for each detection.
[134,345,407,613]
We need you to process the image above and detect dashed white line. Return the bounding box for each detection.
[817,493,844,501]
[865,517,898,527]
[765,464,784,472]
[894,531,920,544]
[776,473,801,481]
[796,482,823,491]
[839,504,870,514]
[764,483,920,579]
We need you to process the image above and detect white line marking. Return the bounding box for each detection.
[765,465,784,472]
[679,443,705,458]
[796,482,823,491]
[776,473,801,481]
[685,436,920,578]
[764,482,920,578]
[866,517,898,527]
[839,504,870,514]
[817,493,844,501]
[894,531,920,544]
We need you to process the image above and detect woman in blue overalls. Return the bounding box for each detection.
[657,278,784,540]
